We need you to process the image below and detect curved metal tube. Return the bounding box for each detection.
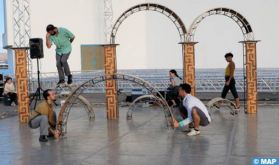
[55,84,95,135]
[187,7,254,41]
[110,3,187,43]
[126,94,170,121]
[207,97,238,115]
[57,73,174,135]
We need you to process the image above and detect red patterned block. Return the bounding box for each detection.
[245,42,258,114]
[14,49,30,123]
[104,45,118,119]
[183,42,196,96]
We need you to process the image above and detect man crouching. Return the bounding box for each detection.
[29,89,60,142]
[173,83,211,136]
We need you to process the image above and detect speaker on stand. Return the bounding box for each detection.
[29,38,44,110]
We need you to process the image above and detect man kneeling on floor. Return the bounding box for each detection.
[173,83,211,136]
[29,89,60,142]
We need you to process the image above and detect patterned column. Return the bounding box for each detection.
[243,41,258,114]
[103,44,118,119]
[181,42,197,95]
[12,48,30,123]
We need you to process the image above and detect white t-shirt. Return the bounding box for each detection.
[179,94,211,126]
[4,83,16,94]
[171,77,182,86]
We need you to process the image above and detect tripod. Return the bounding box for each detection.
[30,58,44,110]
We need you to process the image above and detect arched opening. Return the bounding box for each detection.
[111,3,186,43]
[187,8,254,42]
[194,16,243,69]
[102,3,187,119]
[57,73,174,135]
[194,16,244,100]
[116,12,182,69]
[111,3,186,69]
[184,7,257,113]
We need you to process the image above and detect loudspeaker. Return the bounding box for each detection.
[29,38,44,59]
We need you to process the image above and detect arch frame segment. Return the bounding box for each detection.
[110,3,187,43]
[57,73,174,135]
[187,7,254,42]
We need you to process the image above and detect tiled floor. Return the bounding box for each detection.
[0,104,278,165]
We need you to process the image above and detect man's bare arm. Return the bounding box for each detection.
[49,128,61,139]
[46,33,52,48]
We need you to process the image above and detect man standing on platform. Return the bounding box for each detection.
[46,24,75,85]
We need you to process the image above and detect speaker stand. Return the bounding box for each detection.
[29,58,44,110]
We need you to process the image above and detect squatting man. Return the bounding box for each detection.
[29,89,60,142]
[173,83,211,136]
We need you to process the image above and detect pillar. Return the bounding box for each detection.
[181,42,198,95]
[103,44,118,119]
[12,47,30,123]
[241,41,258,114]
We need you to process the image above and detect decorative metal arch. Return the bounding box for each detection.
[57,73,174,135]
[56,84,75,97]
[126,94,169,120]
[207,97,238,116]
[187,7,254,41]
[110,3,187,43]
[55,84,95,120]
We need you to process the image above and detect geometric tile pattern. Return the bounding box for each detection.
[14,48,30,123]
[182,42,197,95]
[245,42,258,114]
[104,45,118,119]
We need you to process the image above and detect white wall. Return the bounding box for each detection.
[112,0,279,69]
[4,0,279,73]
[145,12,182,69]
[112,0,148,69]
[29,0,103,73]
[30,0,150,72]
[144,0,279,69]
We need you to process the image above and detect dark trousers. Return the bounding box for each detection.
[56,52,71,81]
[221,76,239,99]
[6,92,17,104]
[166,86,180,105]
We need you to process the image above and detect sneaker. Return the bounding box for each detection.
[39,135,48,142]
[67,74,73,84]
[182,128,192,132]
[57,79,65,85]
[182,123,194,132]
[187,129,200,136]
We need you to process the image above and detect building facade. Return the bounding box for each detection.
[2,0,278,76]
